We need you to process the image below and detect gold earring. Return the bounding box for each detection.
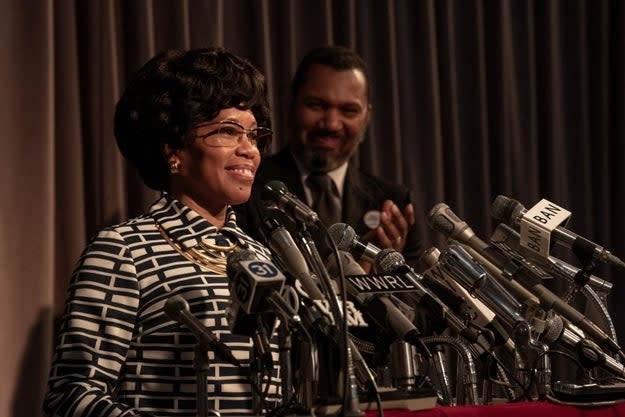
[169,160,180,174]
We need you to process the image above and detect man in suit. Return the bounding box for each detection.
[233,46,453,403]
[237,45,421,268]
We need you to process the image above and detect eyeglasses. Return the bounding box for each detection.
[195,120,273,152]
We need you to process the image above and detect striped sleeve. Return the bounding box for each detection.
[44,228,144,417]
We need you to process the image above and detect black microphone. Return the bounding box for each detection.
[264,217,325,300]
[325,250,425,349]
[225,250,276,329]
[226,300,276,338]
[226,250,286,314]
[328,222,380,262]
[225,300,276,372]
[224,248,276,340]
[226,250,304,372]
[226,250,302,327]
[164,295,240,367]
[265,244,380,396]
[262,180,319,225]
[427,202,624,359]
[491,195,625,268]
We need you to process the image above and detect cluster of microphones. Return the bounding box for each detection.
[164,182,625,414]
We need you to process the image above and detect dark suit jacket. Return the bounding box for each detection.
[234,147,422,267]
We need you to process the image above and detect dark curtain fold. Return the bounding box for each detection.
[2,1,624,415]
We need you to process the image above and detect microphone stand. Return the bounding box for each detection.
[296,224,363,417]
[249,316,275,415]
[264,294,302,408]
[511,321,551,400]
[249,346,264,413]
[278,322,294,405]
[193,343,211,417]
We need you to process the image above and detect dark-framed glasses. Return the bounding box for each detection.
[195,120,272,152]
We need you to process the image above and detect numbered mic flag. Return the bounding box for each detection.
[230,259,286,314]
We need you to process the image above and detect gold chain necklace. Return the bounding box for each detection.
[158,225,239,274]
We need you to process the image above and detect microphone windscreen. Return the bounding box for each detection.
[427,203,455,235]
[418,247,441,268]
[226,249,256,277]
[491,195,526,226]
[541,314,565,344]
[163,294,188,321]
[374,248,406,273]
[262,180,288,200]
[491,195,517,223]
[327,223,356,251]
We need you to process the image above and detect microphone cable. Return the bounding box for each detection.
[318,220,383,417]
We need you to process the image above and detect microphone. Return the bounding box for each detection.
[225,302,275,372]
[438,245,526,328]
[426,203,491,253]
[490,222,613,295]
[491,195,625,268]
[164,295,240,367]
[539,314,625,378]
[420,247,496,327]
[372,248,481,344]
[223,248,275,339]
[277,245,380,398]
[434,246,560,395]
[426,203,546,308]
[262,180,319,225]
[264,217,325,300]
[328,223,470,335]
[225,250,274,325]
[226,250,286,314]
[329,221,481,343]
[226,250,304,372]
[226,250,302,326]
[420,247,516,352]
[427,202,625,359]
[328,222,380,262]
[325,250,425,349]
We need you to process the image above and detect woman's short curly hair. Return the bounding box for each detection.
[114,47,271,191]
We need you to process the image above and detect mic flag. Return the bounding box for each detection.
[227,250,286,314]
[326,251,428,353]
[226,250,301,327]
[428,201,625,359]
[491,195,625,268]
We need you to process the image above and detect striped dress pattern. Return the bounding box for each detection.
[44,193,281,417]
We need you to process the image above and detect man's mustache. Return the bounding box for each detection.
[310,129,341,139]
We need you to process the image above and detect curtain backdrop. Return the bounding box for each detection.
[2,1,624,416]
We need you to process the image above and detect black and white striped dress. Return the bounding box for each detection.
[44,193,281,417]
